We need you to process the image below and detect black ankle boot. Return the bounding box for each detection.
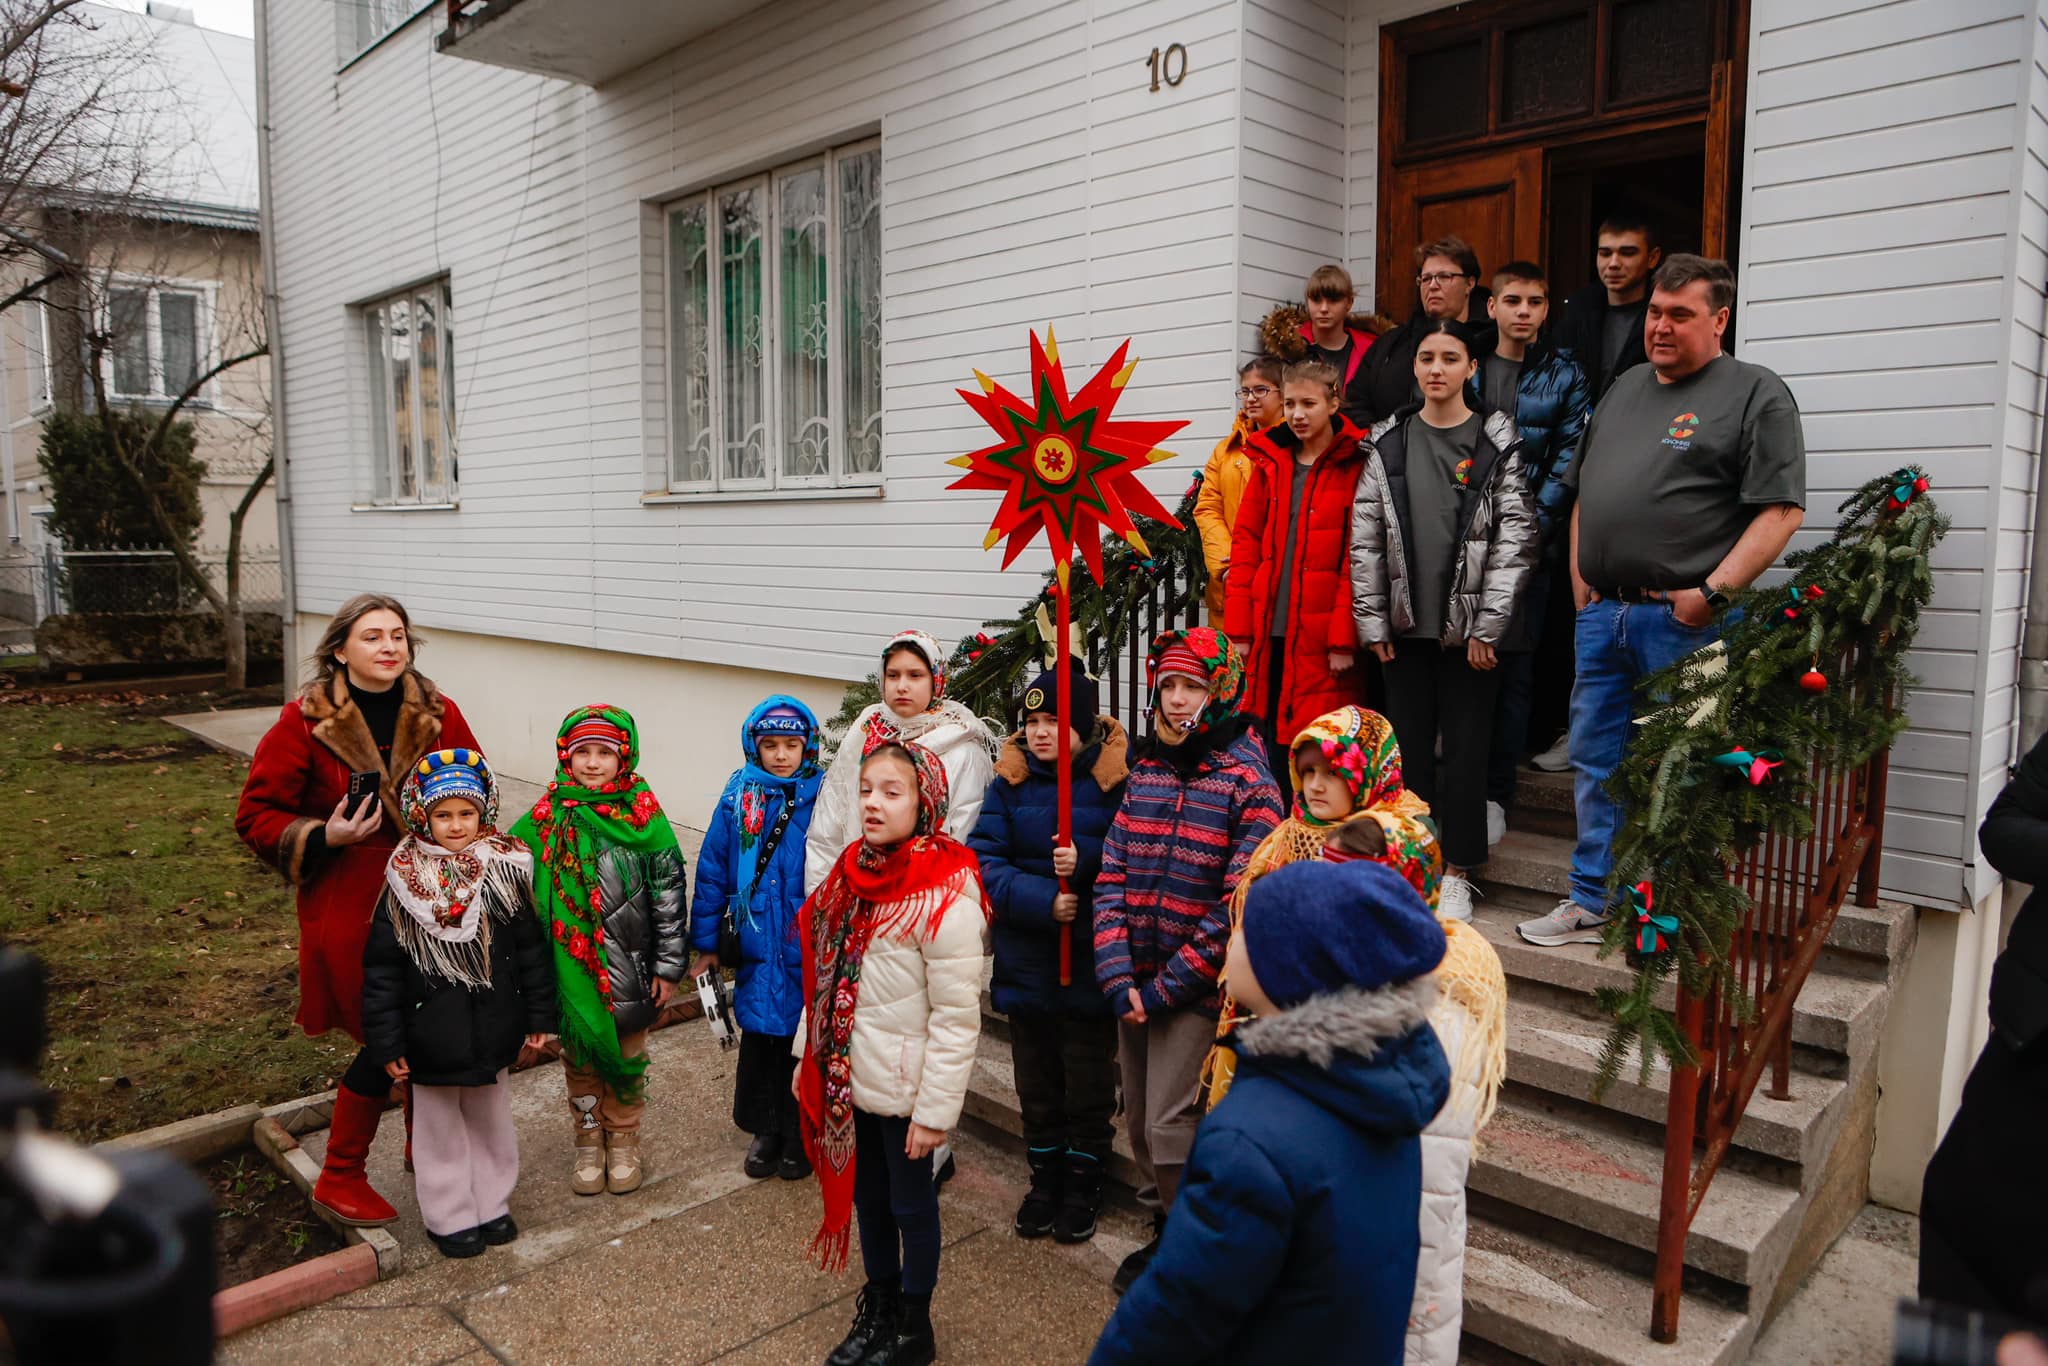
[1054,1145,1106,1244]
[1014,1145,1062,1238]
[744,1131,782,1179]
[866,1291,936,1366]
[1112,1211,1165,1295]
[825,1280,899,1366]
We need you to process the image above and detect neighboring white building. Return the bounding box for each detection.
[0,2,275,619]
[257,0,2047,1332]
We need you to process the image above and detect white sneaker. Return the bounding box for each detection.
[1486,800,1507,847]
[1531,735,1571,772]
[1438,873,1478,923]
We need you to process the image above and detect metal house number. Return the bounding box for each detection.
[1146,43,1188,92]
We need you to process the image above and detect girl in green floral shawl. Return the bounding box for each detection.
[511,703,688,1197]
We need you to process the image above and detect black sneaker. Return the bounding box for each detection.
[1014,1146,1062,1239]
[477,1213,518,1246]
[931,1143,956,1187]
[743,1131,781,1179]
[1112,1214,1165,1295]
[825,1281,899,1366]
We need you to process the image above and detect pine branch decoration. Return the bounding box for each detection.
[1591,467,1948,1098]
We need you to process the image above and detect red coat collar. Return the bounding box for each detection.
[1297,322,1373,384]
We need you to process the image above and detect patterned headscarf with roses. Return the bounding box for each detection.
[509,703,679,1102]
[1288,705,1429,827]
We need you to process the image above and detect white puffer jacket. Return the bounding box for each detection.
[794,882,992,1131]
[805,702,997,895]
[1408,999,1481,1365]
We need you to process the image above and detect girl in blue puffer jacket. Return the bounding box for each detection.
[969,660,1128,1246]
[689,695,824,1182]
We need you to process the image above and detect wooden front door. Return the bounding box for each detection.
[1380,147,1542,322]
[1375,0,1746,321]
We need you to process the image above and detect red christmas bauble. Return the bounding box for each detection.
[1914,476,1930,493]
[1799,669,1829,693]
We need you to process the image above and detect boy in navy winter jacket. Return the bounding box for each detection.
[1090,859,1451,1366]
[969,661,1128,1245]
[688,696,825,1182]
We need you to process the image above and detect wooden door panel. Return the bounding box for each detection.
[1380,146,1544,321]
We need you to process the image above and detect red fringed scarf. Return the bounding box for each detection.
[796,830,985,1272]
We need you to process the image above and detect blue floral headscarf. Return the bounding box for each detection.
[734,695,825,918]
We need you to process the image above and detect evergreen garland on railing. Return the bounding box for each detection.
[1592,467,1949,1095]
[823,477,1208,756]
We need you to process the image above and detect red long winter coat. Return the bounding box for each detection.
[235,671,478,1042]
[1225,418,1368,745]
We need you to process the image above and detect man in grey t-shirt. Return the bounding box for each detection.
[1517,255,1806,948]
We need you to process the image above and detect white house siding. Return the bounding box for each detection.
[266,0,1249,699]
[1236,0,1349,344]
[1741,0,2035,909]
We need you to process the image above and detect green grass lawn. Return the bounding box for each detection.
[0,696,357,1141]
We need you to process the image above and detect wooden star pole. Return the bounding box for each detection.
[948,327,1187,984]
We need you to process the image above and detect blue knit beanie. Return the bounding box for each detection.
[1240,860,1446,1008]
[1020,659,1098,729]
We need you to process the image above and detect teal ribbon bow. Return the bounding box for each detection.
[1889,466,1930,509]
[1711,747,1785,786]
[1632,881,1677,956]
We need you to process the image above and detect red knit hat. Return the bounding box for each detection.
[1152,639,1208,685]
[563,716,629,755]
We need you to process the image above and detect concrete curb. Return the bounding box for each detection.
[96,1102,265,1164]
[212,1242,379,1339]
[251,1114,404,1280]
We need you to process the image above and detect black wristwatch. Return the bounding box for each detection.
[1703,584,1735,613]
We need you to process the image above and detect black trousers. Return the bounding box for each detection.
[1920,1033,2048,1318]
[1381,638,1502,870]
[733,1030,799,1140]
[1008,1010,1118,1152]
[854,1109,941,1295]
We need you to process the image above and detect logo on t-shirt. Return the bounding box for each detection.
[1454,457,1472,486]
[1663,411,1700,450]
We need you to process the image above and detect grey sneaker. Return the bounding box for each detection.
[1516,898,1608,946]
[1531,735,1572,773]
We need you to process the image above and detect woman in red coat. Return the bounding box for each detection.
[236,593,479,1227]
[1225,357,1369,781]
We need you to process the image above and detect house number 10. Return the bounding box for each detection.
[1146,43,1188,92]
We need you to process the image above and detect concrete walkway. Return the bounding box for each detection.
[220,1021,1138,1364]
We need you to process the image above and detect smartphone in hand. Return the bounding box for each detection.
[345,770,381,820]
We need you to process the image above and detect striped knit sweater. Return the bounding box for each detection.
[1093,723,1283,1015]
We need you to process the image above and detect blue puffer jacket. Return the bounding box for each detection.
[969,717,1129,1018]
[1468,338,1591,554]
[1089,982,1451,1366]
[687,696,823,1038]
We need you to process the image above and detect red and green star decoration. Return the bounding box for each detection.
[948,327,1186,585]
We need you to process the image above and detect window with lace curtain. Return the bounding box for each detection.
[360,278,457,507]
[665,138,882,494]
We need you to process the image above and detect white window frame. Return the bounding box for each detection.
[340,0,434,66]
[662,137,883,496]
[357,277,458,510]
[25,297,52,413]
[99,276,217,406]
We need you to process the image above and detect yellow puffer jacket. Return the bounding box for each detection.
[1194,418,1256,621]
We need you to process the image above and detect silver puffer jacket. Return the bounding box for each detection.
[591,843,688,1036]
[1349,406,1539,647]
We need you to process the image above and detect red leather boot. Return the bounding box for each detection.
[312,1086,399,1227]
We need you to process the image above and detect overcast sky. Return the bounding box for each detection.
[100,0,254,38]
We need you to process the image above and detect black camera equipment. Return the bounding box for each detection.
[0,946,216,1364]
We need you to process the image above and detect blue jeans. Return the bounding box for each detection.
[1568,601,1724,913]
